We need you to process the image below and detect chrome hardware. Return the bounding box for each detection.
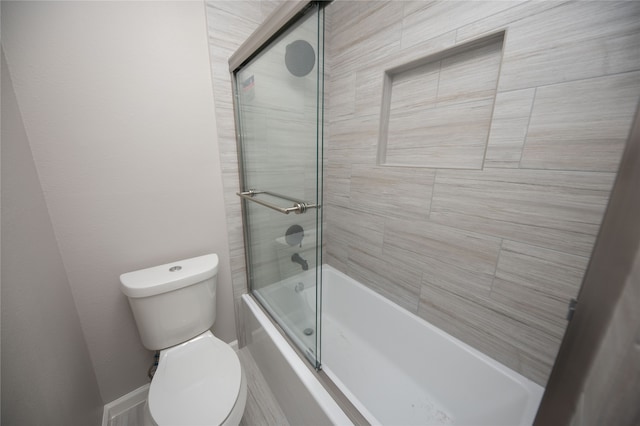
[237,190,318,215]
[169,266,182,272]
[291,253,309,271]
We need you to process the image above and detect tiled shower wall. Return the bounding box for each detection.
[205,0,284,343]
[324,1,640,385]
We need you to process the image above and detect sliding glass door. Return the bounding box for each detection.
[233,3,324,367]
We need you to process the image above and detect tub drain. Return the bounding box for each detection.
[303,328,314,336]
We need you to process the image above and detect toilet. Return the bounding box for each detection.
[120,253,247,426]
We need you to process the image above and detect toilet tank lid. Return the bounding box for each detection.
[120,254,218,298]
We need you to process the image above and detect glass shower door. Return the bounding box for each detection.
[233,4,324,367]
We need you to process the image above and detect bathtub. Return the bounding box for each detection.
[242,265,543,425]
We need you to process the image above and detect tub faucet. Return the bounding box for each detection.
[291,253,309,271]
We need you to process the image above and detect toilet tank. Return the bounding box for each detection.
[120,254,219,350]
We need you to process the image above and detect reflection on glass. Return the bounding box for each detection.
[234,4,324,368]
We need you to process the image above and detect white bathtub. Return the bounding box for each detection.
[243,265,543,425]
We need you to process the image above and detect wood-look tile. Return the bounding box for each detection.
[418,283,522,374]
[518,351,555,387]
[419,281,561,386]
[521,71,640,172]
[206,1,262,25]
[206,4,261,55]
[498,1,640,91]
[499,311,563,373]
[398,28,458,65]
[436,38,502,104]
[260,0,284,21]
[329,1,403,59]
[384,243,495,300]
[388,60,440,116]
[350,31,457,118]
[324,160,351,209]
[328,69,356,121]
[496,240,588,299]
[328,4,403,84]
[455,1,567,44]
[232,269,248,299]
[430,168,616,256]
[346,246,422,314]
[353,67,387,118]
[383,218,501,276]
[385,97,495,169]
[402,1,437,19]
[484,88,536,168]
[212,103,236,133]
[401,1,516,50]
[383,37,501,169]
[206,1,266,341]
[325,204,385,255]
[325,252,348,277]
[432,208,599,262]
[210,0,639,390]
[491,277,568,340]
[238,347,290,426]
[326,115,380,166]
[490,240,589,338]
[349,165,435,221]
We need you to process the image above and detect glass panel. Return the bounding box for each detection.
[234,4,323,367]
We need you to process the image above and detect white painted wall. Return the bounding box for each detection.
[2,49,103,424]
[2,0,235,402]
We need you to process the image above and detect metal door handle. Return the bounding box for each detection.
[237,190,318,215]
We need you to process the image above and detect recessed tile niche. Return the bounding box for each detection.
[378,32,504,169]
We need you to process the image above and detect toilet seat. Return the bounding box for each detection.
[148,331,243,425]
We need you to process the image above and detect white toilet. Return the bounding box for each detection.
[120,253,247,426]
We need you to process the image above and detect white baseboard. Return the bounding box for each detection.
[229,339,239,352]
[101,383,150,426]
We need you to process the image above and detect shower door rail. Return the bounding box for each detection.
[237,190,318,215]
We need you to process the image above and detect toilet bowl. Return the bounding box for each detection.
[143,331,247,426]
[120,254,247,425]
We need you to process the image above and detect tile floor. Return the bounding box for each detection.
[108,347,289,426]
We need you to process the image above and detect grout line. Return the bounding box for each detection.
[427,170,437,219]
[510,68,640,93]
[453,1,536,45]
[518,87,538,168]
[415,272,427,314]
[489,239,505,294]
[456,1,569,45]
[500,237,592,262]
[433,60,443,104]
[481,31,507,169]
